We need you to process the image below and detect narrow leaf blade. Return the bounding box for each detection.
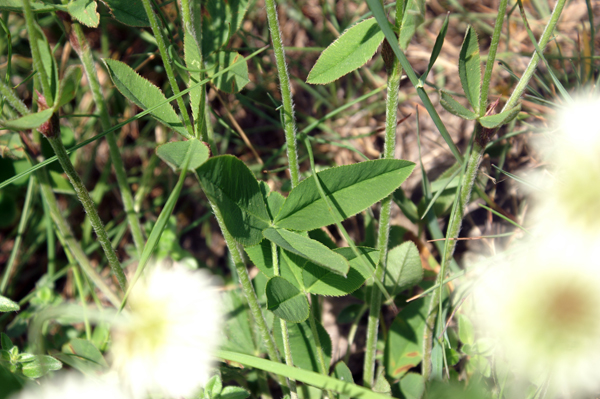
[307,18,385,85]
[0,295,19,312]
[458,26,482,113]
[0,109,53,131]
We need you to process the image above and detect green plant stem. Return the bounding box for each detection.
[45,133,127,292]
[307,301,334,399]
[0,176,35,294]
[0,81,28,115]
[22,0,53,106]
[140,0,194,138]
[271,242,298,398]
[363,5,403,387]
[35,163,121,307]
[479,0,509,115]
[421,0,567,381]
[264,0,300,188]
[72,265,92,340]
[70,22,145,255]
[71,24,144,251]
[210,205,291,395]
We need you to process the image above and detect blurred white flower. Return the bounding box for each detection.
[471,238,600,396]
[111,262,222,399]
[10,372,126,399]
[528,93,600,235]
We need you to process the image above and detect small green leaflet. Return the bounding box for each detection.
[0,295,19,312]
[384,241,423,297]
[458,26,482,114]
[266,276,309,323]
[156,139,209,171]
[103,58,189,137]
[0,109,53,131]
[67,0,100,28]
[307,18,385,85]
[100,0,150,27]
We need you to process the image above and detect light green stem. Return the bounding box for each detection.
[210,205,291,394]
[46,133,127,292]
[35,163,121,307]
[0,176,35,294]
[363,2,403,387]
[421,0,566,381]
[271,242,298,398]
[140,0,194,138]
[70,22,145,255]
[22,0,53,106]
[72,265,92,340]
[264,0,300,188]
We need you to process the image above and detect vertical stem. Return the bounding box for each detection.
[271,242,298,398]
[307,301,334,399]
[45,132,127,292]
[140,0,195,138]
[479,0,509,115]
[264,0,300,188]
[210,205,291,395]
[35,164,121,307]
[0,176,35,294]
[72,265,92,340]
[363,2,403,387]
[69,22,145,255]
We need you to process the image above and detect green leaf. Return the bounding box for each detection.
[1,333,14,351]
[266,276,310,323]
[478,105,521,128]
[156,139,209,171]
[303,247,377,297]
[58,339,108,374]
[307,18,385,85]
[273,319,332,372]
[204,375,223,399]
[0,295,19,313]
[21,355,62,378]
[57,66,83,109]
[399,0,425,50]
[221,290,256,355]
[384,242,423,297]
[34,23,59,105]
[67,0,99,28]
[373,368,391,395]
[263,228,349,277]
[385,298,429,379]
[218,349,392,399]
[103,58,188,137]
[439,90,477,120]
[206,51,250,93]
[220,386,250,399]
[458,314,474,346]
[398,372,425,399]
[0,134,26,159]
[0,0,55,12]
[184,29,204,125]
[0,109,53,131]
[202,0,249,56]
[458,26,481,113]
[274,159,415,231]
[421,13,448,80]
[100,0,150,26]
[332,361,354,399]
[196,155,270,246]
[245,239,274,277]
[266,191,285,221]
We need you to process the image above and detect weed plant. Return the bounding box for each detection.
[0,0,597,398]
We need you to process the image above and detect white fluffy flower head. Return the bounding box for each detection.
[111,262,222,398]
[10,372,126,399]
[471,239,600,396]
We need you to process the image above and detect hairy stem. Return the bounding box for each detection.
[363,1,404,387]
[45,130,127,292]
[264,0,300,187]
